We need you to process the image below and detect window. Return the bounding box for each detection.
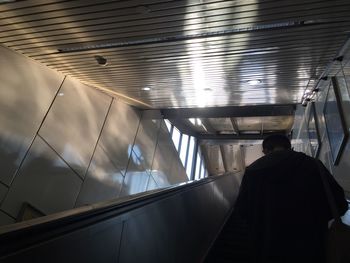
[165,119,172,132]
[200,160,206,178]
[179,134,189,166]
[164,119,205,180]
[194,151,201,180]
[172,127,181,151]
[186,136,196,179]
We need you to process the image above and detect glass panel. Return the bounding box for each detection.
[164,119,172,132]
[200,159,205,178]
[186,136,195,179]
[179,134,189,166]
[172,127,181,151]
[194,152,201,180]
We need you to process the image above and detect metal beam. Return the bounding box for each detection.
[201,118,217,134]
[168,119,197,137]
[197,131,287,141]
[230,117,240,135]
[160,104,296,119]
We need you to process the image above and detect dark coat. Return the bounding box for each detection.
[235,150,348,263]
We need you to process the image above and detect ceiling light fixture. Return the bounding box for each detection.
[94,55,108,66]
[142,86,151,91]
[247,79,262,85]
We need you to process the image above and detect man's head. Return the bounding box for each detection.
[262,134,291,155]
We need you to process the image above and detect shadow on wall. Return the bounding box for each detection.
[1,140,82,223]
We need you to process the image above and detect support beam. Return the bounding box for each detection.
[201,118,217,134]
[230,118,240,135]
[159,104,296,119]
[197,131,287,141]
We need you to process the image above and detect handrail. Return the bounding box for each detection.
[0,174,231,256]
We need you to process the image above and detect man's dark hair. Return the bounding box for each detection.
[262,134,291,152]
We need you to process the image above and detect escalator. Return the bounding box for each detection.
[204,212,251,263]
[0,174,241,263]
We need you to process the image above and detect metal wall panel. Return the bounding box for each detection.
[242,144,264,167]
[39,76,112,178]
[117,174,238,263]
[1,216,123,263]
[151,121,188,186]
[0,174,239,262]
[0,211,14,226]
[119,151,150,197]
[0,184,7,205]
[146,175,158,191]
[75,144,124,207]
[203,144,225,175]
[0,45,64,186]
[1,137,82,218]
[132,116,160,172]
[97,99,141,175]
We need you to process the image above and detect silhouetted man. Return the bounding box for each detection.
[235,134,348,263]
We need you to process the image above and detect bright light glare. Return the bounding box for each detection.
[247,79,262,85]
[189,118,202,126]
[142,86,151,91]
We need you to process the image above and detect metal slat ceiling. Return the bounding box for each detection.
[1,0,350,108]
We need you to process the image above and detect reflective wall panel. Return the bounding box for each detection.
[39,77,112,178]
[0,45,64,185]
[133,116,160,172]
[1,137,82,218]
[0,211,14,226]
[151,121,188,186]
[0,45,190,226]
[294,51,350,196]
[75,144,124,206]
[0,184,7,205]
[97,99,141,175]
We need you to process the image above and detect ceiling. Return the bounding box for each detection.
[1,0,350,109]
[1,0,350,176]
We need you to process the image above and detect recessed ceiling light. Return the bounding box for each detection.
[58,92,64,96]
[247,79,262,85]
[142,86,151,91]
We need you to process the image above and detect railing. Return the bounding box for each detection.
[0,173,241,263]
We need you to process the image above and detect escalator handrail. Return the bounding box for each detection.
[0,174,232,255]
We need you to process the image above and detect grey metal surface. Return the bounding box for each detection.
[146,175,158,191]
[151,121,188,186]
[98,99,141,175]
[0,184,7,205]
[75,144,124,207]
[0,174,240,263]
[133,115,160,172]
[0,1,349,108]
[117,174,240,263]
[0,45,63,186]
[202,144,225,175]
[220,144,244,173]
[39,76,112,178]
[235,116,294,132]
[0,211,14,226]
[119,151,151,197]
[1,136,82,218]
[161,105,295,119]
[2,216,124,263]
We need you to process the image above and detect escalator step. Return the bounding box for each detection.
[204,214,251,263]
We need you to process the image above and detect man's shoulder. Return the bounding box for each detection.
[247,150,315,171]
